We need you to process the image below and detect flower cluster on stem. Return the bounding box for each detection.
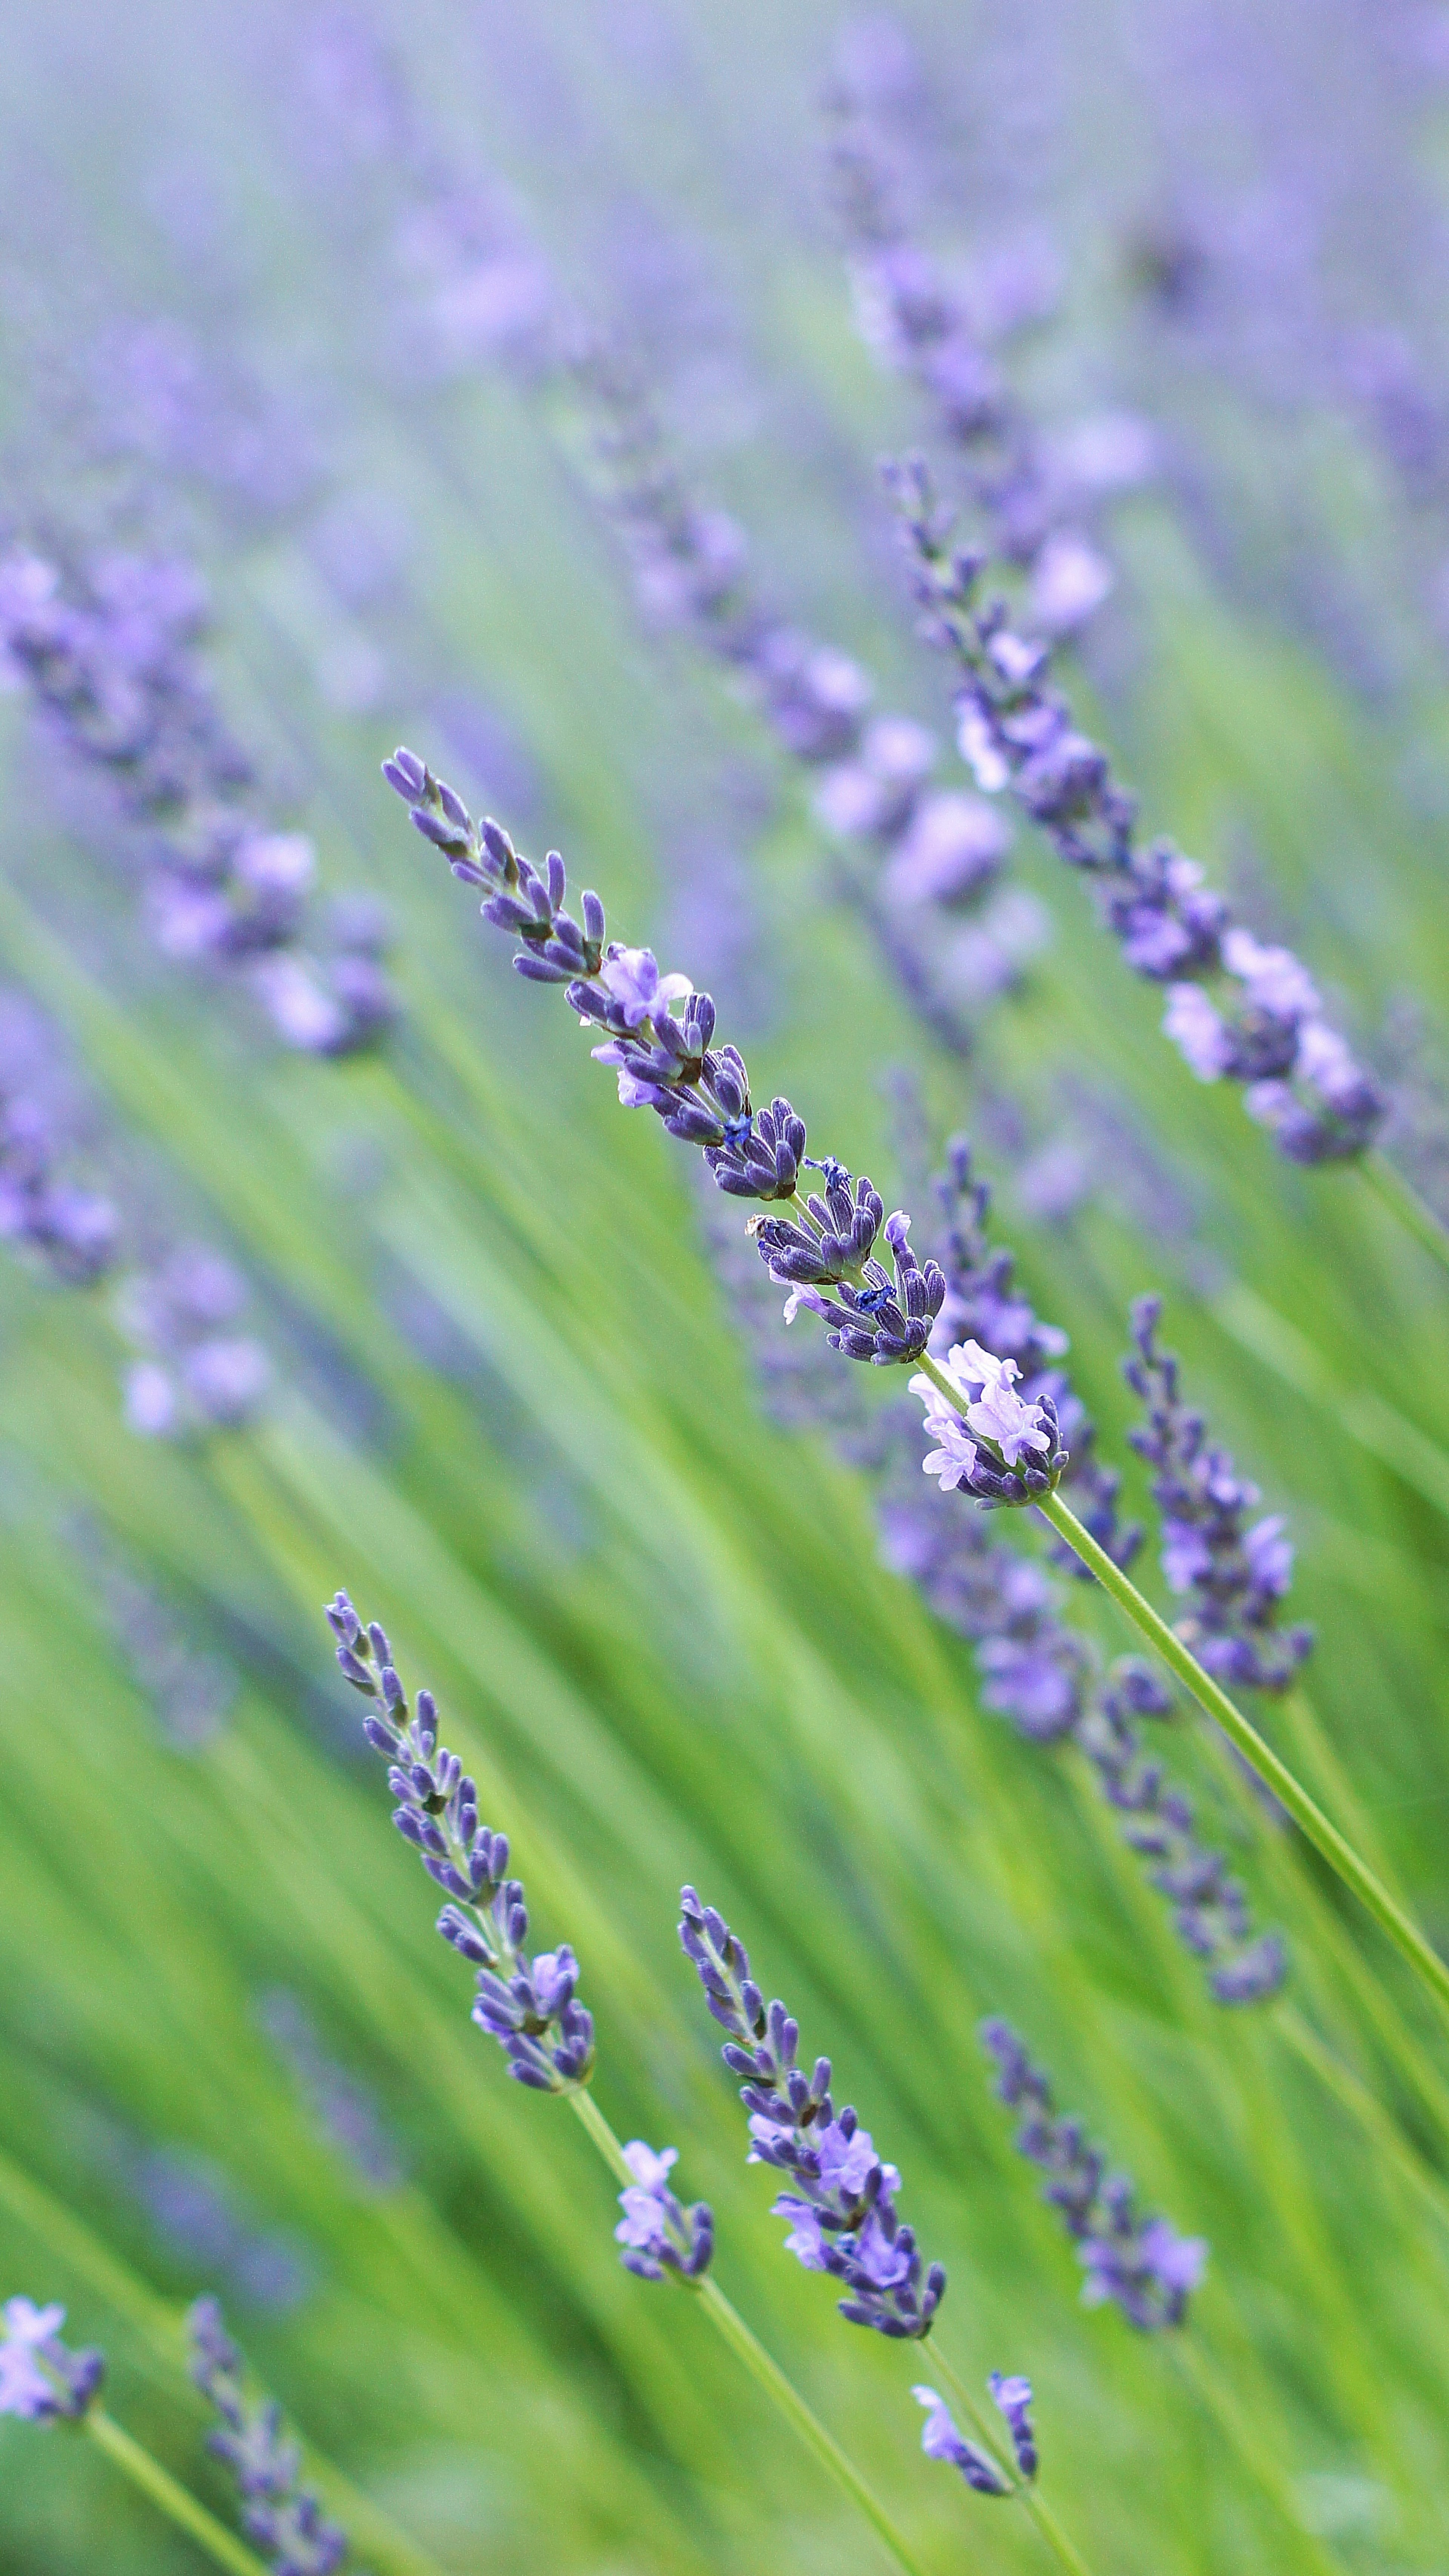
[0,547,395,1055]
[189,2298,348,2576]
[678,1887,944,2338]
[0,995,118,1284]
[385,772,1285,2004]
[326,1591,594,2092]
[891,458,1384,1165]
[981,2021,1207,2329]
[1125,1298,1314,1692]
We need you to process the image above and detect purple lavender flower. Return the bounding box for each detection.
[0,546,397,1056]
[988,2372,1037,2480]
[981,2021,1208,2331]
[891,459,1384,1165]
[1125,1297,1314,1692]
[0,991,117,1285]
[828,46,1149,637]
[117,1243,271,1439]
[910,2387,1011,2495]
[189,2298,348,2575]
[613,2142,714,2285]
[678,1889,944,2339]
[256,1992,405,2195]
[0,2299,104,2422]
[326,1592,593,2092]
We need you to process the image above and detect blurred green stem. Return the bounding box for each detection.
[924,2346,1093,2576]
[82,2407,269,2576]
[1360,1151,1449,1279]
[1012,1472,1449,2035]
[568,2090,939,2576]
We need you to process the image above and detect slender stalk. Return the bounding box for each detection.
[1275,2002,1449,2236]
[1360,1150,1449,1280]
[1208,1276,1449,1526]
[926,2344,1093,2576]
[82,2408,270,2576]
[991,1462,1449,2034]
[567,2091,938,2576]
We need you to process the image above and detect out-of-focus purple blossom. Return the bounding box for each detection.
[678,1888,944,2339]
[257,1991,405,2194]
[69,1521,237,1750]
[981,2021,1208,2331]
[117,1243,271,1439]
[613,2141,714,2285]
[189,2297,349,2576]
[0,546,397,1055]
[0,2299,104,2422]
[827,48,1153,630]
[911,2386,1011,2496]
[574,354,1026,1054]
[892,458,1385,1165]
[327,1593,594,2092]
[1125,1297,1314,1692]
[0,989,118,1285]
[133,2150,314,2314]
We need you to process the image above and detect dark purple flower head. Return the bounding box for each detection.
[677,1887,944,2339]
[988,2372,1037,2481]
[326,1592,594,2093]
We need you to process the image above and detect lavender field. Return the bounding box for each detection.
[4,6,1449,2571]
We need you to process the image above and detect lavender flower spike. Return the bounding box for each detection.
[1125,1299,1314,1693]
[0,2298,104,2421]
[891,460,1384,1167]
[326,1591,594,2091]
[189,2298,348,2575]
[678,1888,944,2339]
[911,2386,1011,2496]
[911,1338,1070,1507]
[981,2021,1207,2331]
[614,2142,715,2285]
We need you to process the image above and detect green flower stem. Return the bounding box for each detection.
[1164,2339,1341,2576]
[1206,1276,1449,1527]
[1360,1150,1449,1280]
[924,2344,1093,2576]
[978,1446,1449,2034]
[567,2091,938,2576]
[82,2407,270,2576]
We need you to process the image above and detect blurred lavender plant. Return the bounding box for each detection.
[256,1992,405,2195]
[892,458,1385,1165]
[0,987,117,1283]
[911,2385,1011,2496]
[827,38,1153,638]
[383,757,1284,2004]
[189,2298,349,2576]
[134,2148,314,2314]
[576,356,1039,1041]
[117,1242,271,1440]
[981,2021,1208,2329]
[1125,1297,1313,1693]
[0,2298,104,2421]
[69,1521,238,1750]
[678,1886,945,2339]
[0,548,395,1055]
